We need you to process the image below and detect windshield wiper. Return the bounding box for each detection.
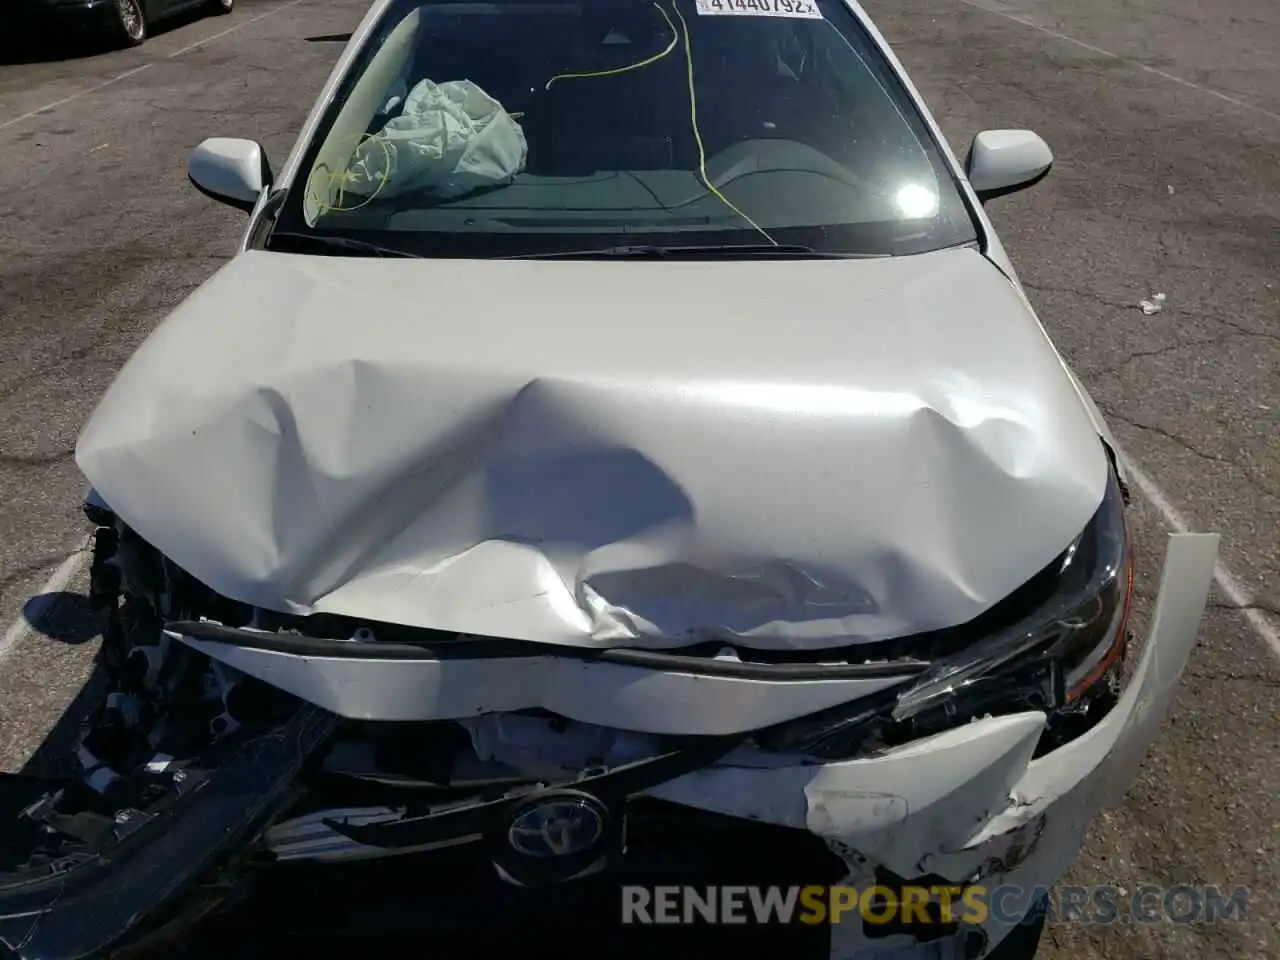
[508,243,875,260]
[268,231,419,259]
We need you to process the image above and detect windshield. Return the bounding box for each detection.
[269,0,979,258]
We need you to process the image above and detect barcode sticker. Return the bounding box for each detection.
[694,0,824,18]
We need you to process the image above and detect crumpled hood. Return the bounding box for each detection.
[76,246,1107,651]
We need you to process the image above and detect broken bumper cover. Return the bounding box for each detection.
[0,706,337,960]
[648,533,1220,955]
[183,534,1217,956]
[0,534,1216,959]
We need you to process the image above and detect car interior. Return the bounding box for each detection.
[302,0,943,236]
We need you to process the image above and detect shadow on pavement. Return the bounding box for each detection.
[18,660,107,778]
[0,34,109,65]
[21,590,102,646]
[0,5,228,65]
[174,888,833,960]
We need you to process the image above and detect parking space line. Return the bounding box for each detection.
[0,0,306,134]
[1118,451,1280,661]
[165,0,305,58]
[0,64,152,134]
[953,0,1280,125]
[0,539,90,668]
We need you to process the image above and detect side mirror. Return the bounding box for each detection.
[964,130,1053,204]
[187,138,273,213]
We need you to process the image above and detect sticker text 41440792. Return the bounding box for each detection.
[693,0,824,19]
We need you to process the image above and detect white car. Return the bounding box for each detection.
[0,0,1218,958]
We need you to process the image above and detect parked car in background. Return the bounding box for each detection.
[7,0,233,49]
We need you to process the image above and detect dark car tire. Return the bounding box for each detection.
[210,0,234,14]
[109,0,147,46]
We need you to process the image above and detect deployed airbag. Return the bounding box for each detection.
[344,79,528,200]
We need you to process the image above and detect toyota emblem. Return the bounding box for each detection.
[506,795,607,859]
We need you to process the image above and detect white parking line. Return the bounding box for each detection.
[0,540,91,668]
[942,0,1280,658]
[0,0,306,134]
[954,0,1280,125]
[1118,452,1280,661]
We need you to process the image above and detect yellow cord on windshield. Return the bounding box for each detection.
[545,3,679,90]
[670,0,777,245]
[306,131,394,218]
[540,0,776,243]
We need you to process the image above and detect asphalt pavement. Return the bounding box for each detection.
[0,1,1276,957]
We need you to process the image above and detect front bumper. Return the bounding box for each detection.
[0,534,1216,959]
[182,533,1220,958]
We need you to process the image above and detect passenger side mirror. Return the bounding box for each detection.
[965,130,1053,204]
[187,138,274,213]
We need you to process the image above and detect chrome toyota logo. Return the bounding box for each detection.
[507,796,606,858]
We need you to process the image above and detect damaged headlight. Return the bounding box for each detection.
[893,460,1132,719]
[761,460,1133,759]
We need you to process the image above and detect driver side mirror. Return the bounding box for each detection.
[965,130,1053,204]
[187,138,274,213]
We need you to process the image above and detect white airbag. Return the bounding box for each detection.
[344,79,527,200]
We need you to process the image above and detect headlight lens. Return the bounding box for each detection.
[893,462,1132,721]
[758,460,1133,759]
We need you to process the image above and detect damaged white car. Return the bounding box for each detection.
[0,0,1218,957]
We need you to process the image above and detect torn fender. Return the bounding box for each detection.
[644,533,1218,879]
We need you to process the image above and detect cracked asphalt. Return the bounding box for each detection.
[0,0,1276,957]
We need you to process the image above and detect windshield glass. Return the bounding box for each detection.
[270,0,978,258]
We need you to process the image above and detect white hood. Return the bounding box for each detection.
[76,246,1108,651]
